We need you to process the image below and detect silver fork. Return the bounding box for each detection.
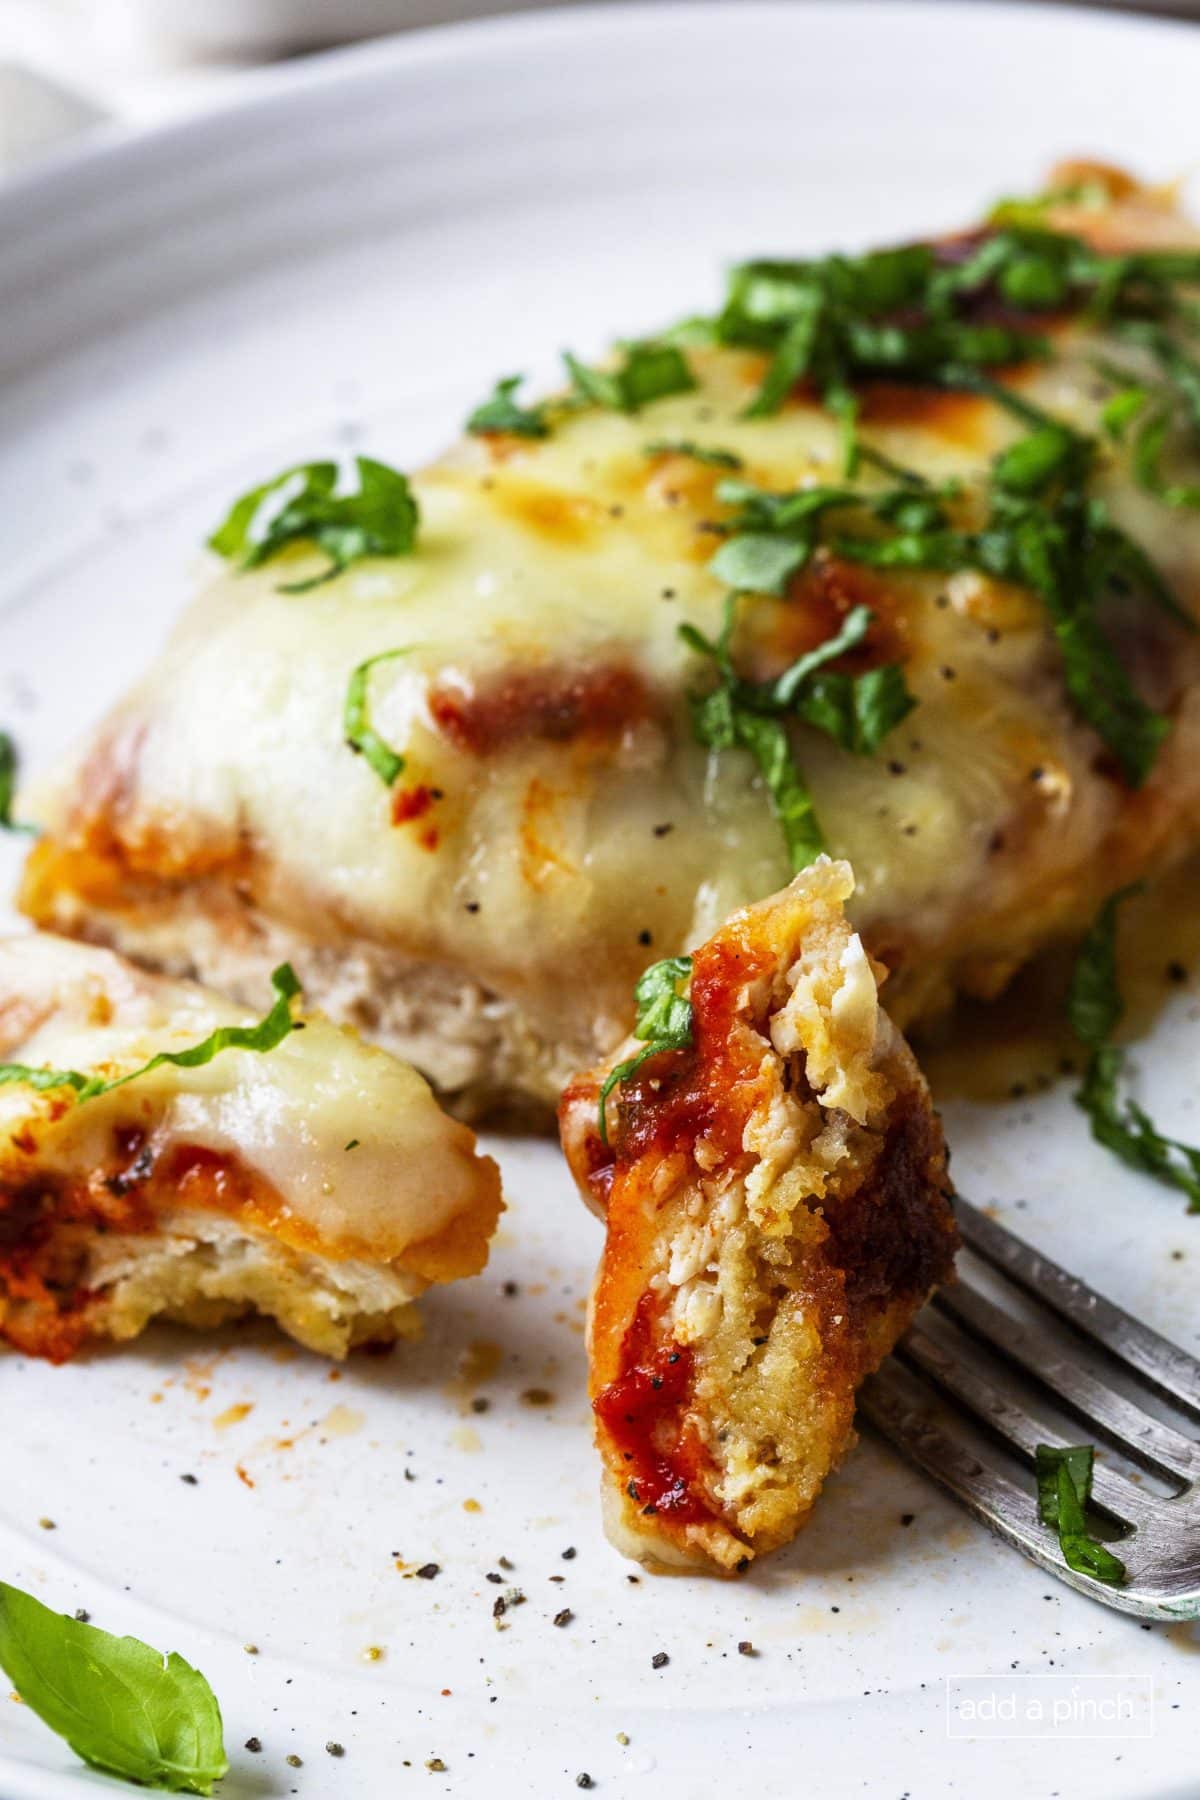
[859,1196,1200,1620]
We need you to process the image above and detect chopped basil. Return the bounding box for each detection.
[1066,883,1140,1048]
[1034,1445,1127,1585]
[1078,1046,1200,1208]
[1101,385,1151,439]
[598,956,694,1144]
[0,963,301,1107]
[343,648,411,788]
[209,456,418,591]
[680,596,913,871]
[708,479,860,595]
[707,472,959,598]
[988,179,1115,227]
[718,241,1045,422]
[0,1580,227,1794]
[466,374,550,440]
[564,342,695,414]
[835,418,1186,788]
[1095,324,1200,510]
[1068,890,1200,1210]
[0,731,34,835]
[711,221,1200,460]
[643,439,744,470]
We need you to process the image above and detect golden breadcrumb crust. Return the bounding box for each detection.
[560,860,957,1572]
[0,937,503,1362]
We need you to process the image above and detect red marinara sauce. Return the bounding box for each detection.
[592,1292,713,1525]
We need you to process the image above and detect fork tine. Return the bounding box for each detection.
[899,1321,1153,1527]
[861,1356,1040,1529]
[859,1359,1184,1620]
[955,1197,1200,1417]
[935,1279,1198,1482]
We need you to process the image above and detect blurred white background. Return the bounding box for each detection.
[0,0,1194,169]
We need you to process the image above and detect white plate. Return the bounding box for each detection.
[2,5,1200,1795]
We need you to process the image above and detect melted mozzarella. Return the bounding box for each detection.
[24,239,1200,1083]
[0,934,497,1261]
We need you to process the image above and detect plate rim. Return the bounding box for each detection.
[3,0,1200,226]
[2,7,1198,1795]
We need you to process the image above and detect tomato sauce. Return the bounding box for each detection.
[429,663,654,757]
[592,1292,713,1525]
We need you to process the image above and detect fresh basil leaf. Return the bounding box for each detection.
[0,1581,227,1794]
[743,297,826,419]
[834,527,974,573]
[682,594,828,869]
[1052,605,1170,789]
[598,955,694,1143]
[1001,252,1070,309]
[466,374,549,439]
[1067,891,1200,1210]
[771,604,874,705]
[344,648,411,788]
[988,180,1113,226]
[854,442,931,488]
[1034,1447,1127,1585]
[736,710,826,870]
[847,318,1047,377]
[209,456,418,591]
[707,479,866,594]
[1035,1443,1096,1526]
[992,423,1080,495]
[658,314,721,348]
[706,224,1200,794]
[1058,1525,1129,1585]
[709,532,812,596]
[643,439,744,469]
[0,964,301,1107]
[564,342,694,414]
[1101,386,1150,439]
[797,662,917,755]
[632,953,695,1042]
[1130,404,1200,510]
[836,416,1180,786]
[1066,884,1140,1048]
[1077,1045,1200,1211]
[0,731,35,836]
[681,590,911,867]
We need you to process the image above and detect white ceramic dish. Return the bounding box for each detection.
[2,6,1200,1795]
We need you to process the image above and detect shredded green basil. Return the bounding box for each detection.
[988,178,1116,228]
[1034,1445,1127,1585]
[0,964,301,1107]
[706,472,958,598]
[0,1581,227,1794]
[1094,324,1200,510]
[717,241,1046,429]
[343,648,411,788]
[1068,889,1200,1210]
[0,731,35,835]
[598,955,694,1144]
[466,375,550,440]
[209,456,419,591]
[680,597,914,871]
[564,342,695,414]
[643,439,744,470]
[831,414,1190,787]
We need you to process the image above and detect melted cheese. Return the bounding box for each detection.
[0,934,500,1266]
[22,195,1200,1098]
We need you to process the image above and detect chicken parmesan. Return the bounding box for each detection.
[18,166,1200,1115]
[559,859,957,1572]
[0,934,502,1362]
